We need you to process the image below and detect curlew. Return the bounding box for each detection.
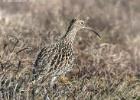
[33,18,101,86]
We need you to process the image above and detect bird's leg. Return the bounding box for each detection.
[58,74,71,85]
[58,75,73,93]
[50,76,57,88]
[50,74,71,88]
[43,87,50,100]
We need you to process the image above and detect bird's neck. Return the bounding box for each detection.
[62,27,79,44]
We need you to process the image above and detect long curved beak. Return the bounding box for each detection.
[83,27,101,39]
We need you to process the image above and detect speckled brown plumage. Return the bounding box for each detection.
[33,18,100,82]
[34,39,74,76]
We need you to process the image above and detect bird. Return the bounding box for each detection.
[33,18,101,86]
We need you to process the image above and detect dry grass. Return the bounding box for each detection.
[0,0,140,100]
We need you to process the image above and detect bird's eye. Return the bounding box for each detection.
[80,21,84,25]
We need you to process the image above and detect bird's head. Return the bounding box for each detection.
[71,18,101,38]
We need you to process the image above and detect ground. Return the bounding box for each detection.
[0,0,140,100]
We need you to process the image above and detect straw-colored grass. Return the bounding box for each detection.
[0,0,140,99]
